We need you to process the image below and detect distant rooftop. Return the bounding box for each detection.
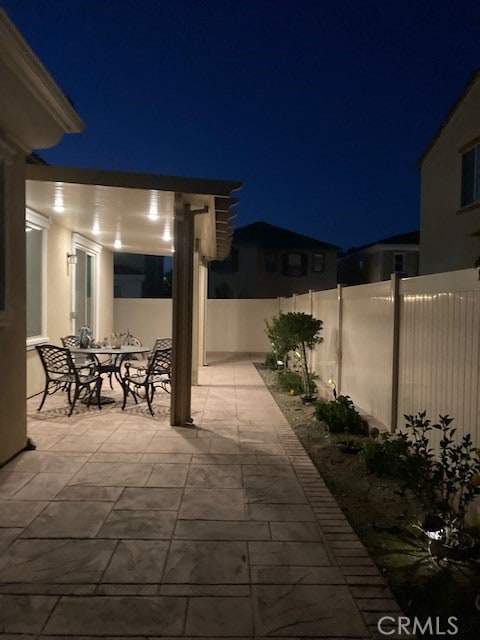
[345,230,420,255]
[233,221,339,251]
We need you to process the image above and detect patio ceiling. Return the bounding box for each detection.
[26,164,241,259]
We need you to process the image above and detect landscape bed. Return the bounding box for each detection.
[256,364,480,640]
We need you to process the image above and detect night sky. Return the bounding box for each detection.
[3,0,480,250]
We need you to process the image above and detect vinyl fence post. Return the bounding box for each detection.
[337,284,343,394]
[390,272,401,432]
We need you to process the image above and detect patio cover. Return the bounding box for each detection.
[25,164,241,425]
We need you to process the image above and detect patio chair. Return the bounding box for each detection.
[121,347,172,416]
[128,337,172,374]
[36,344,103,416]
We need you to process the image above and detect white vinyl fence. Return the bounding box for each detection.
[114,268,480,445]
[280,268,480,447]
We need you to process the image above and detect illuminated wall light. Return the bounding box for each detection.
[148,191,159,220]
[53,183,64,213]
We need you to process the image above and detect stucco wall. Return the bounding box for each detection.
[420,78,480,274]
[0,151,28,465]
[26,222,114,397]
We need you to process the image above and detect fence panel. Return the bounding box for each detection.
[206,299,278,352]
[398,269,480,448]
[114,299,172,348]
[295,292,312,315]
[311,288,339,386]
[341,281,394,427]
[280,296,295,313]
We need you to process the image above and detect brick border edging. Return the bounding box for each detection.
[270,419,407,639]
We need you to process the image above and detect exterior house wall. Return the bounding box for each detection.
[0,151,28,464]
[340,246,419,285]
[27,220,114,398]
[420,77,480,274]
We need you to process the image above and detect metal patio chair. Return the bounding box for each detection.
[121,347,171,416]
[36,344,103,416]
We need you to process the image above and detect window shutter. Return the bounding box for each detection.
[301,253,308,276]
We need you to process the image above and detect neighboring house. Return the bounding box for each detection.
[419,69,480,275]
[338,230,420,285]
[208,221,339,298]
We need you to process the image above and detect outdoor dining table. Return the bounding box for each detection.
[71,345,150,404]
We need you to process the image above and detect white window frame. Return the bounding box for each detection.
[71,233,102,339]
[26,208,50,348]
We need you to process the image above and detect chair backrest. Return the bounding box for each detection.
[36,344,76,379]
[61,335,80,348]
[153,337,172,351]
[148,347,172,377]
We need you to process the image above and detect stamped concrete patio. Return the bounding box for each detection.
[0,354,402,639]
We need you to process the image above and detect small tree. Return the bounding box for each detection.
[265,312,323,396]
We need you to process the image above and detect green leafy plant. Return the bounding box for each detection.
[313,395,366,435]
[398,412,480,548]
[265,312,323,397]
[277,370,304,395]
[361,433,410,477]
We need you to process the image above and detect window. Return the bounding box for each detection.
[282,252,308,277]
[312,253,324,273]
[26,209,49,345]
[461,144,480,207]
[394,252,405,273]
[265,251,277,273]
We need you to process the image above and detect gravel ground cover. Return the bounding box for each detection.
[256,364,480,640]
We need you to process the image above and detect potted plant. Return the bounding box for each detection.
[265,312,323,402]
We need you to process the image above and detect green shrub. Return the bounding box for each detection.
[265,312,323,396]
[361,434,410,477]
[277,371,304,395]
[313,395,366,435]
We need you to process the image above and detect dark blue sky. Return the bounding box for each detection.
[3,0,480,250]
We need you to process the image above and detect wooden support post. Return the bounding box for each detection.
[170,196,194,426]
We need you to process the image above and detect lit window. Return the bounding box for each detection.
[26,209,49,345]
[313,253,324,273]
[461,144,480,207]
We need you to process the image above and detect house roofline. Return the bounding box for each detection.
[417,69,480,169]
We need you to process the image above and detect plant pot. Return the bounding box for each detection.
[300,394,317,404]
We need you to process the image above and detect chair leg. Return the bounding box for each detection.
[96,379,103,410]
[146,384,155,416]
[69,387,80,417]
[37,383,49,411]
[121,383,129,410]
